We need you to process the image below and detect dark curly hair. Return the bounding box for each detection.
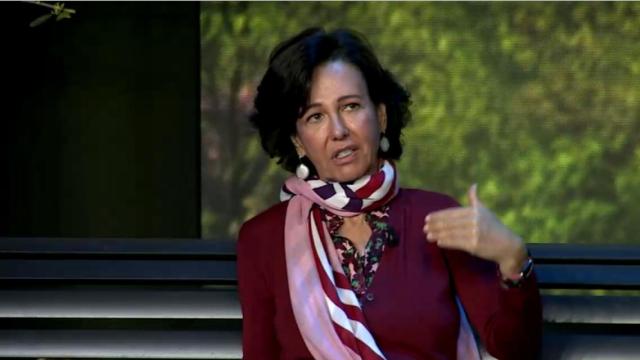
[249,27,411,174]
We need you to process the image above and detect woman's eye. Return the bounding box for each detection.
[306,113,323,123]
[343,103,361,111]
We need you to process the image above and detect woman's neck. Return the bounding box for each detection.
[339,214,371,255]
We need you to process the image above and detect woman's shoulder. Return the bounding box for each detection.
[237,200,289,250]
[396,187,461,210]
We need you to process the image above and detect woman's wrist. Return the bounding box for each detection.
[495,234,534,288]
[499,252,534,288]
[498,237,528,278]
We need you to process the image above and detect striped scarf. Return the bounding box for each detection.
[280,160,480,360]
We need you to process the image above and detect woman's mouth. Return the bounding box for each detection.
[336,149,354,159]
[333,147,357,164]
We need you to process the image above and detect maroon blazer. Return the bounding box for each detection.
[237,188,542,360]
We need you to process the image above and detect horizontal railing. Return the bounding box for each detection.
[1,238,639,359]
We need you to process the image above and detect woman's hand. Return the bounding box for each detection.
[423,184,528,277]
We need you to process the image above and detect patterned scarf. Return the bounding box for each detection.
[280,160,480,360]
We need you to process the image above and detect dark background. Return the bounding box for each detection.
[1,2,200,237]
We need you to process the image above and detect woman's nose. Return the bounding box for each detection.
[330,114,349,140]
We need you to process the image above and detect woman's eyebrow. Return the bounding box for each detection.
[301,95,363,114]
[338,94,362,102]
[300,103,322,115]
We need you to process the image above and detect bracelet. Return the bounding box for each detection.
[500,254,534,289]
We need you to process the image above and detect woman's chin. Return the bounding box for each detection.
[322,166,372,183]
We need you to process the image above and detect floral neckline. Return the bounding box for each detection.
[323,205,396,300]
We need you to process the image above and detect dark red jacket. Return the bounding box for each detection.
[237,188,542,359]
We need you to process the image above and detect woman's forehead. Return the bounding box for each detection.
[308,61,368,100]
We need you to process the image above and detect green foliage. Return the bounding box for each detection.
[201,2,640,244]
[28,1,76,27]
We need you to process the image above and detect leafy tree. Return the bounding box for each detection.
[201,2,640,244]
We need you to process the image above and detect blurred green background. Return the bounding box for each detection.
[200,2,640,244]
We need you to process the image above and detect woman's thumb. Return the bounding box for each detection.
[468,183,479,208]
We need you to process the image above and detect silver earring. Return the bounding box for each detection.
[296,158,310,180]
[380,135,390,153]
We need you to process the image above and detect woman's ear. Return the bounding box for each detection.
[291,135,305,157]
[377,104,388,133]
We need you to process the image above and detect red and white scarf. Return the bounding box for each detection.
[280,160,480,360]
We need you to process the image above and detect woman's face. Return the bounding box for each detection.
[292,60,387,183]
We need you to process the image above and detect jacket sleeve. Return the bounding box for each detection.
[237,221,280,359]
[443,238,543,360]
[422,192,542,360]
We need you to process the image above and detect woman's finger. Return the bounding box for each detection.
[427,227,477,245]
[434,234,477,253]
[425,216,476,233]
[425,207,474,223]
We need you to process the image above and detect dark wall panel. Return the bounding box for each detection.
[1,2,200,237]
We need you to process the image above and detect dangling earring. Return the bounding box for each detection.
[296,156,310,180]
[379,134,390,153]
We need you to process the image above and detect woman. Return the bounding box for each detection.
[238,27,542,360]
